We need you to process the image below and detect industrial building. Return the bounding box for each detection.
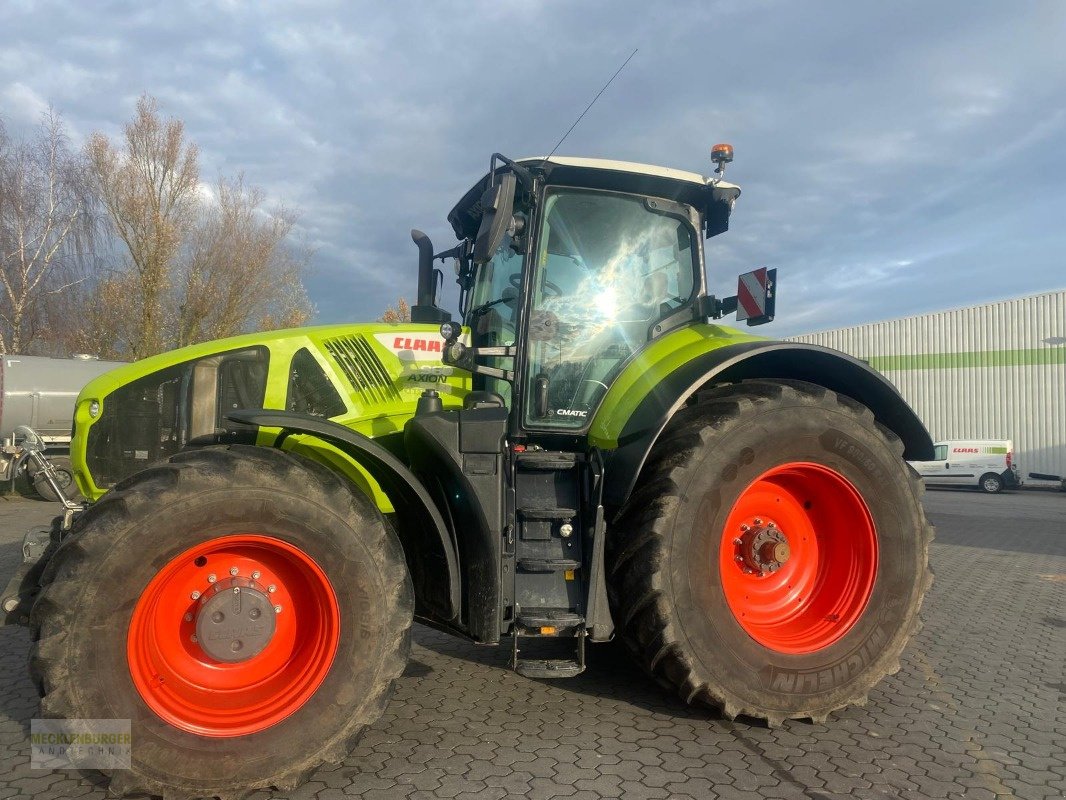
[789,289,1066,480]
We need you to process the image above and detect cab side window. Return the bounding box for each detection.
[934,445,948,460]
[287,348,347,418]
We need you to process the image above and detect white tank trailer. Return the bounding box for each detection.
[0,355,125,500]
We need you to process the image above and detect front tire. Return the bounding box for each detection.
[30,445,413,799]
[979,473,1003,493]
[608,380,932,725]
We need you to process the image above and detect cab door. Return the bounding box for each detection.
[520,187,701,432]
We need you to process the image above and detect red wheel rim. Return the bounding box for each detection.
[718,462,877,654]
[127,535,340,737]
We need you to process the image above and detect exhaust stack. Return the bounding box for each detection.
[410,229,450,324]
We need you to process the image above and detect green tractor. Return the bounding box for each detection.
[4,149,933,799]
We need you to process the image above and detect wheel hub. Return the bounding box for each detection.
[194,581,276,663]
[736,519,790,574]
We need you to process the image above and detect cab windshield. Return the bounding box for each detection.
[524,188,698,429]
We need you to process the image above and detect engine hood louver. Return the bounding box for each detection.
[323,335,400,405]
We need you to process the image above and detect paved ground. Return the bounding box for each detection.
[0,489,1063,800]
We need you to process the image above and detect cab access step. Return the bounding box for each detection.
[512,609,587,678]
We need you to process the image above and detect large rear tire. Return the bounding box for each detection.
[30,445,413,799]
[608,380,932,725]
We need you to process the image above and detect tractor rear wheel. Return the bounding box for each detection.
[30,445,413,799]
[608,380,932,725]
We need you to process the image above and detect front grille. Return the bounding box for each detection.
[85,364,189,488]
[323,335,400,405]
[83,347,269,490]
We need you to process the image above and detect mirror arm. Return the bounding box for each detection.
[489,153,532,190]
[701,294,738,320]
[441,340,516,382]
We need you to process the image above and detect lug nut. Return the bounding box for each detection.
[740,524,750,532]
[229,567,239,576]
[732,538,743,545]
[273,605,282,614]
[753,518,763,526]
[184,613,193,622]
[233,587,240,594]
[735,555,743,562]
[767,521,776,529]
[190,634,198,643]
[207,573,216,583]
[190,590,201,600]
[251,570,261,580]
[267,584,276,593]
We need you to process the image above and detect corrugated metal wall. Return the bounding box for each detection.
[789,290,1066,478]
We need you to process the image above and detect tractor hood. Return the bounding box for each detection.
[69,323,470,500]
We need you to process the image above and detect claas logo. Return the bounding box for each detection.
[952,448,980,453]
[392,337,442,353]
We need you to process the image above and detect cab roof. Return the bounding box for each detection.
[522,156,738,190]
[447,156,741,241]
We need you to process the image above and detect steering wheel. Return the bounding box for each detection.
[510,273,563,297]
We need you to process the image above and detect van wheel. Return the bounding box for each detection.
[979,473,1003,494]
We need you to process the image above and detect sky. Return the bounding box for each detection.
[1,0,1063,337]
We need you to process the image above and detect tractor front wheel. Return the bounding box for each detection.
[608,380,932,725]
[30,445,413,799]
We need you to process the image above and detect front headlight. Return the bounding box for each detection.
[88,399,100,418]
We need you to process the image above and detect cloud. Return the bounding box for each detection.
[0,0,1063,337]
[0,82,50,125]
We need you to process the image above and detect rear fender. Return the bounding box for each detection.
[227,410,460,622]
[600,341,934,509]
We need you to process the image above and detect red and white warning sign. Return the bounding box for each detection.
[736,267,771,322]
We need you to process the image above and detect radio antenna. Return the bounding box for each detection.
[545,48,638,161]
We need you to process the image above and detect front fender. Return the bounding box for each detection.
[228,410,460,622]
[597,339,934,509]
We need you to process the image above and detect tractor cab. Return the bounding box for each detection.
[400,153,770,671]
[413,154,759,438]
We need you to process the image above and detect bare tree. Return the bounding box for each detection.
[379,297,411,323]
[176,174,313,346]
[86,94,199,359]
[62,271,139,360]
[0,111,95,353]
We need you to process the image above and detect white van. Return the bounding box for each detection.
[908,440,1021,493]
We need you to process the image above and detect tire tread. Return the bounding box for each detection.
[30,445,413,800]
[607,379,934,723]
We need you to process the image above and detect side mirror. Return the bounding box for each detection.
[473,172,517,265]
